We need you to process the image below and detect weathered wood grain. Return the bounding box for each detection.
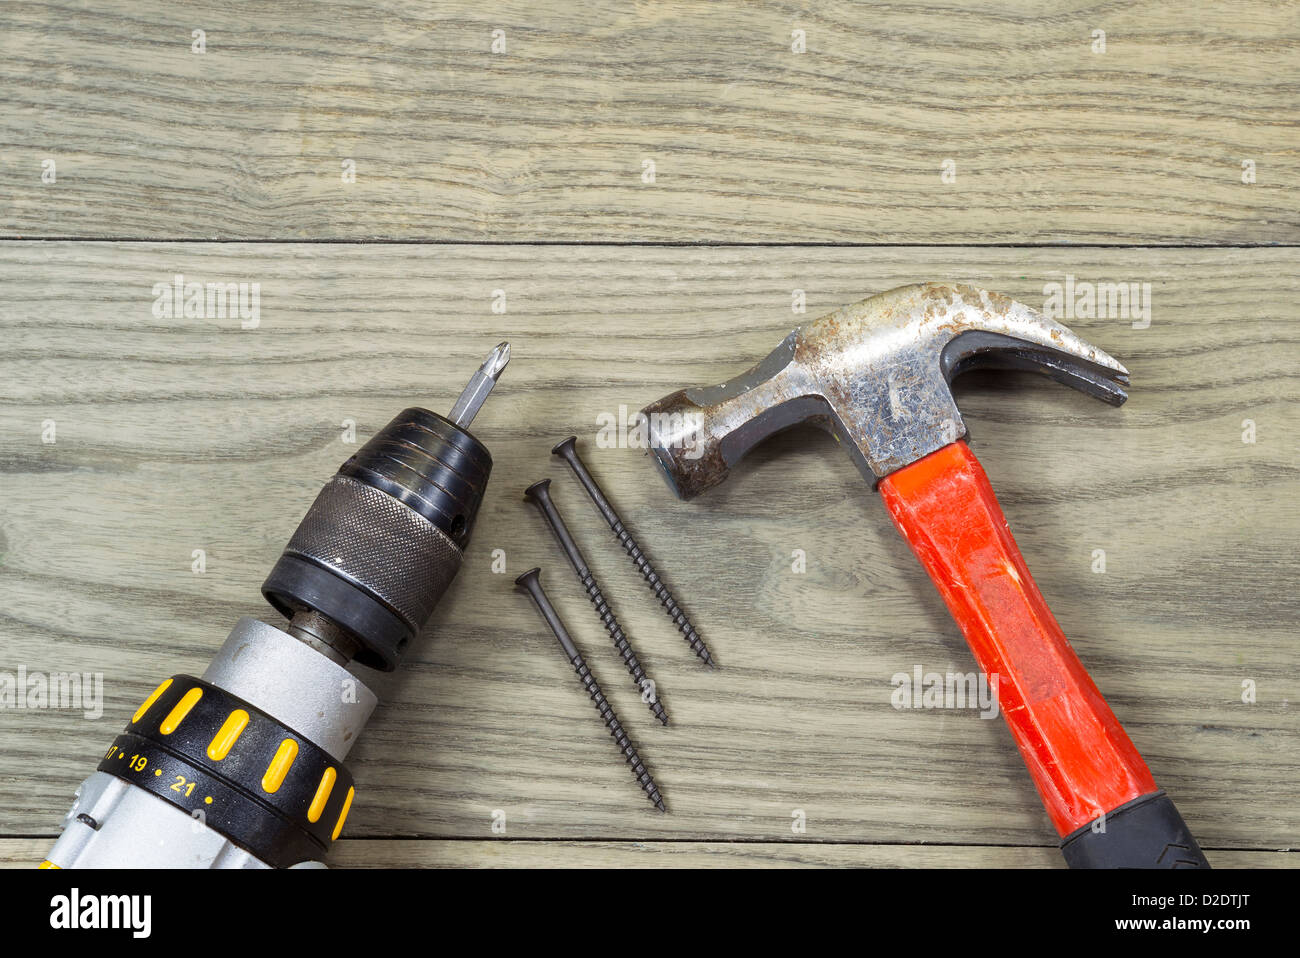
[1,1,1296,242]
[2,837,1295,869]
[1,244,1295,867]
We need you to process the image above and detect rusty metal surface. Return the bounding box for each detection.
[642,282,1130,497]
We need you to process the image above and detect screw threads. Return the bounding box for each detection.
[579,571,669,725]
[525,478,674,716]
[611,519,714,667]
[515,567,666,812]
[572,658,665,811]
[552,436,714,669]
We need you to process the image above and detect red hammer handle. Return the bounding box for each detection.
[879,441,1164,837]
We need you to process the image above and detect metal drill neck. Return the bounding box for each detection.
[286,609,361,666]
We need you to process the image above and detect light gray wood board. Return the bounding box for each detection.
[1,838,1294,869]
[0,244,1296,853]
[2,0,1297,242]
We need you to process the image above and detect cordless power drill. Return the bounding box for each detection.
[42,344,510,869]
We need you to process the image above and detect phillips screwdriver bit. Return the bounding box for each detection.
[448,342,511,429]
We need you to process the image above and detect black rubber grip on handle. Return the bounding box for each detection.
[1060,790,1210,869]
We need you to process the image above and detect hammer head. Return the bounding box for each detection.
[642,283,1130,499]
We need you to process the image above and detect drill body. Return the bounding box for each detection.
[44,349,506,869]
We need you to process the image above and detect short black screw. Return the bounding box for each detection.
[515,568,666,812]
[552,436,715,668]
[524,480,669,725]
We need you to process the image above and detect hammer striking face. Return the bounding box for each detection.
[643,283,1210,870]
[643,282,1129,496]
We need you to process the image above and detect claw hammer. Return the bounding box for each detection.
[642,283,1209,868]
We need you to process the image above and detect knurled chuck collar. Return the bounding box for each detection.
[261,407,492,671]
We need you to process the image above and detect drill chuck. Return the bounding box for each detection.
[45,344,509,869]
[263,406,493,671]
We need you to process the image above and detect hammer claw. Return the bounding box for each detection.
[642,282,1131,497]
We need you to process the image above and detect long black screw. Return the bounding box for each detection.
[515,568,666,812]
[524,480,670,725]
[552,436,715,668]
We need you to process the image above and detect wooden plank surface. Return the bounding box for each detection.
[1,244,1296,866]
[2,0,1297,243]
[1,838,1295,869]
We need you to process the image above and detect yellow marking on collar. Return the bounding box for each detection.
[159,687,203,735]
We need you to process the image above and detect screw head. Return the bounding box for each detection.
[523,478,552,502]
[551,436,579,459]
[514,567,542,591]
